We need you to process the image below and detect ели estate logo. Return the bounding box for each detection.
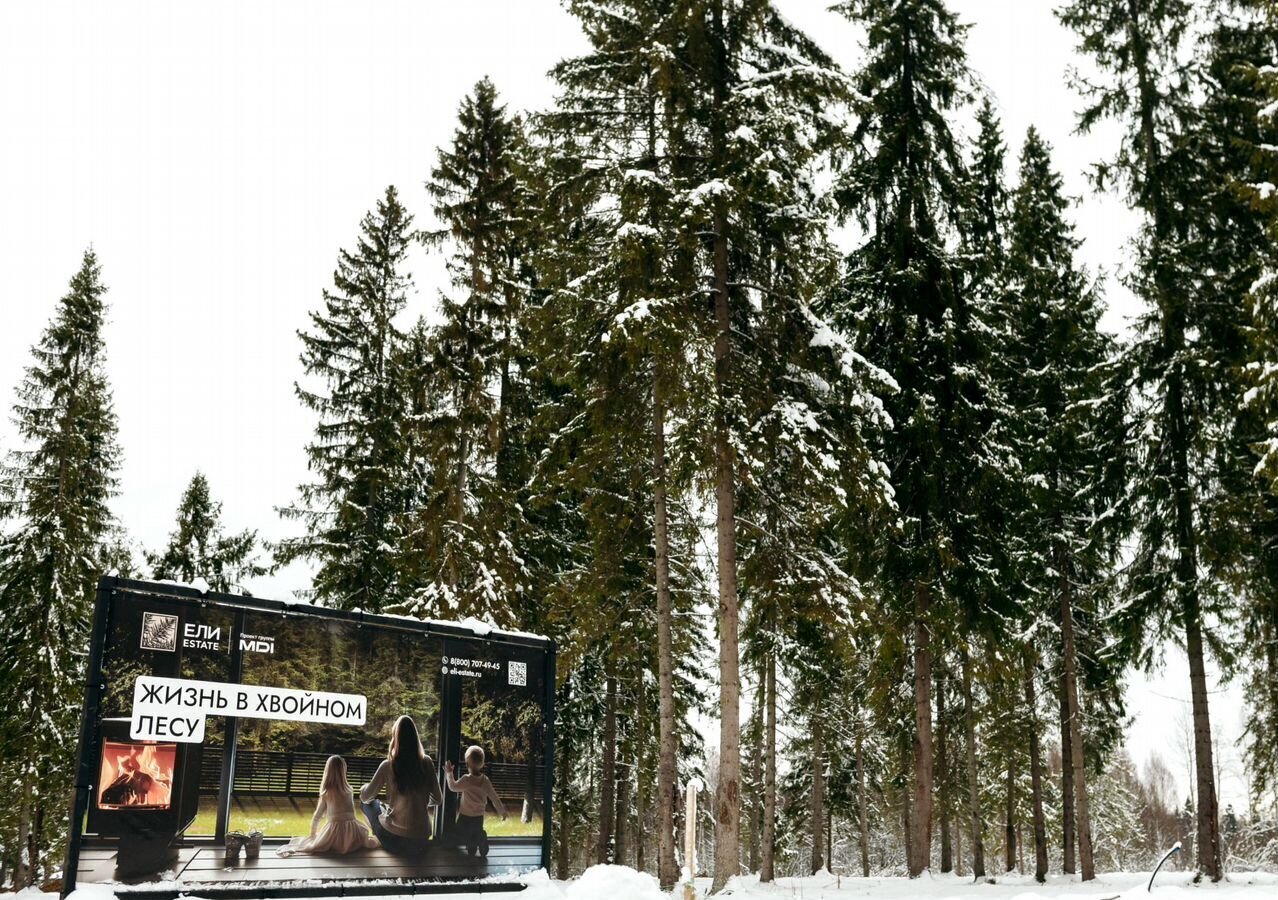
[139,612,269,654]
[140,612,179,652]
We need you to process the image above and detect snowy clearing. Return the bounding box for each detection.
[7,867,1276,900]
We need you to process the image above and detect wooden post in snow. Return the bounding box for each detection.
[684,778,704,900]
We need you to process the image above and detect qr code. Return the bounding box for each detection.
[508,661,527,687]
[140,612,179,652]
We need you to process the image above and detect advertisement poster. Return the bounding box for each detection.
[65,578,553,892]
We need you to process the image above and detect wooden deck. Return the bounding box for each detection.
[76,842,541,890]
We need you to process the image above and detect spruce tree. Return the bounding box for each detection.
[276,186,414,612]
[0,249,119,888]
[541,5,700,879]
[401,78,533,626]
[833,0,1006,877]
[549,4,893,885]
[148,472,265,594]
[679,4,893,886]
[966,97,1012,277]
[1244,8,1278,490]
[1058,0,1261,878]
[1000,127,1128,880]
[953,96,1012,881]
[1223,0,1278,812]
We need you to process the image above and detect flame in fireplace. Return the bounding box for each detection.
[97,740,175,809]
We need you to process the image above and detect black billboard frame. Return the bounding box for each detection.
[62,576,555,898]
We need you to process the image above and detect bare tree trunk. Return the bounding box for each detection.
[557,733,572,879]
[30,805,42,889]
[857,719,870,877]
[636,749,647,871]
[1186,608,1222,879]
[1005,764,1016,873]
[615,752,630,866]
[1025,651,1048,883]
[910,582,934,876]
[940,800,952,872]
[1060,564,1096,880]
[1164,286,1221,880]
[902,785,913,870]
[761,651,777,882]
[961,646,986,877]
[828,807,833,875]
[811,713,825,874]
[14,781,32,891]
[450,390,468,589]
[634,682,647,872]
[653,384,679,888]
[748,686,762,874]
[709,2,741,884]
[597,666,618,865]
[938,672,952,873]
[1059,672,1076,874]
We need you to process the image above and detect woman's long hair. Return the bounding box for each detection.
[387,715,430,795]
[320,755,352,797]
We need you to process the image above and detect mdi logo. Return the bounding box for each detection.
[240,633,275,654]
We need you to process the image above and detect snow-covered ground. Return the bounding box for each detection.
[706,869,1278,899]
[8,867,1277,900]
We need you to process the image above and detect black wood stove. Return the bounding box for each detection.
[87,718,202,878]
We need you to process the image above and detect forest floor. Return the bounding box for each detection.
[13,865,1278,900]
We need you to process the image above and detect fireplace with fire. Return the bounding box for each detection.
[87,719,202,878]
[97,739,175,810]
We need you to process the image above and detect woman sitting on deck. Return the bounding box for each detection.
[359,715,443,854]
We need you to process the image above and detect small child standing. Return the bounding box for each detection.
[444,746,506,857]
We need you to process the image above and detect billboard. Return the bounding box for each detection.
[64,577,554,895]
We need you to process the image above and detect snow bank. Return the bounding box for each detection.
[563,865,665,900]
[33,868,1278,900]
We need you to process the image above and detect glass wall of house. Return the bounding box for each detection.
[455,641,547,838]
[228,613,444,837]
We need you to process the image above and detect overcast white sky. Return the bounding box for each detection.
[0,0,1248,811]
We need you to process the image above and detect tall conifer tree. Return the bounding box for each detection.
[542,3,701,883]
[149,472,264,594]
[0,249,119,888]
[1058,0,1258,878]
[680,2,893,887]
[403,79,533,626]
[833,0,1003,877]
[1211,0,1278,814]
[1000,128,1128,880]
[276,186,414,612]
[953,97,1011,880]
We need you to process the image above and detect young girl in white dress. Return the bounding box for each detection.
[278,756,379,856]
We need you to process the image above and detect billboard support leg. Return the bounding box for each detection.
[542,646,555,872]
[62,577,116,898]
[215,609,246,842]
